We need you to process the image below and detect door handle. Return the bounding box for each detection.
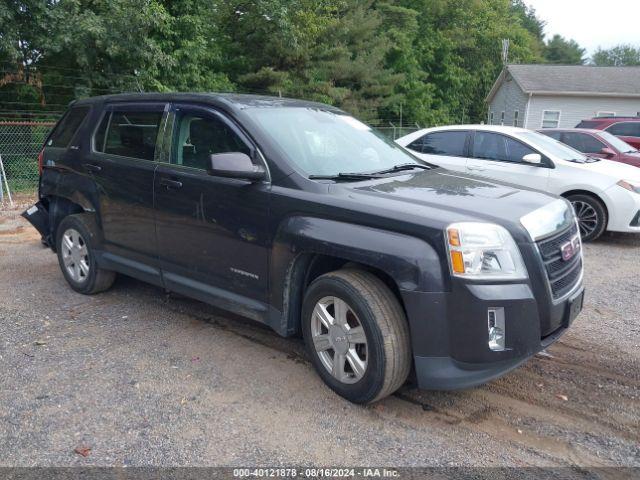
[160,178,183,189]
[83,163,102,173]
[468,165,485,172]
[69,145,80,151]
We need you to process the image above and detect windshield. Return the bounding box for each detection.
[249,107,425,176]
[519,131,590,162]
[598,131,638,153]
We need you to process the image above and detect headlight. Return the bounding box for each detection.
[445,223,527,280]
[617,180,640,194]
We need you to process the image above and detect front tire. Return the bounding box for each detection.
[302,269,411,404]
[56,214,116,294]
[567,194,607,241]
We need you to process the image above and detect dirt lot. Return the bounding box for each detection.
[1,196,639,470]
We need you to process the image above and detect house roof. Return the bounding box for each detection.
[486,64,640,102]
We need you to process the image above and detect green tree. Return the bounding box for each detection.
[544,34,586,65]
[592,45,640,66]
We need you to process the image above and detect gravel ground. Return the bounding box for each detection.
[0,197,639,470]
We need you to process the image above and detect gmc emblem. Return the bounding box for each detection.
[560,235,581,262]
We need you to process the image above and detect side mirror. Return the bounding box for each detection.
[208,152,266,181]
[522,153,542,165]
[600,147,616,158]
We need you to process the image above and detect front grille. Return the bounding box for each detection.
[536,224,582,300]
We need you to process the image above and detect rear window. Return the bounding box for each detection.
[575,121,600,129]
[47,106,90,148]
[94,110,163,161]
[409,131,467,156]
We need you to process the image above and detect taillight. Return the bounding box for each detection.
[38,149,44,175]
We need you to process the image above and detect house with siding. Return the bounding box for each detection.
[486,64,640,129]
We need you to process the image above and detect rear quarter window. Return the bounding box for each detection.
[47,106,90,148]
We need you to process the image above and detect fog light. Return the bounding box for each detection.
[488,308,505,351]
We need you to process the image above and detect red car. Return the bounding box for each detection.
[576,117,640,150]
[539,128,640,168]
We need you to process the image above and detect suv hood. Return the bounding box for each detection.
[332,169,559,241]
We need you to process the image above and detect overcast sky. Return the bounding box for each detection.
[525,0,640,56]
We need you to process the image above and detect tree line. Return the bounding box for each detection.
[0,0,638,126]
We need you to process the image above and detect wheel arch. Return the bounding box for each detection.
[269,216,446,337]
[561,189,609,228]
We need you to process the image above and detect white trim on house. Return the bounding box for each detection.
[541,110,561,129]
[523,93,532,128]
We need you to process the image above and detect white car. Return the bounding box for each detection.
[396,125,640,241]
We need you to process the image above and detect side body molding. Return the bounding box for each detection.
[269,216,446,336]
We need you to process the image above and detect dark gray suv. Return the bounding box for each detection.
[24,93,584,403]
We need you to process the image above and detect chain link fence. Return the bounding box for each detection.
[0,120,58,197]
[375,126,420,141]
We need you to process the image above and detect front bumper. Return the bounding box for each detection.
[401,280,584,390]
[603,184,640,233]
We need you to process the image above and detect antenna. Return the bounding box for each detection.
[502,39,510,65]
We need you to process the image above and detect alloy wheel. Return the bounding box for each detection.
[61,228,90,283]
[310,296,368,384]
[571,200,599,239]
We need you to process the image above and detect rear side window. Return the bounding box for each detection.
[410,131,467,156]
[47,106,90,148]
[561,133,605,154]
[607,122,640,137]
[94,110,163,161]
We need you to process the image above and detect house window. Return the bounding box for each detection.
[514,110,519,127]
[489,111,494,125]
[597,111,615,117]
[542,110,561,129]
[500,111,505,125]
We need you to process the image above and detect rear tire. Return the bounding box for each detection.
[56,214,116,294]
[566,194,607,241]
[302,269,411,404]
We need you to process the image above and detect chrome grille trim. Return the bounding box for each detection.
[536,224,583,301]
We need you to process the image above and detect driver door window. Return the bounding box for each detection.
[172,112,250,170]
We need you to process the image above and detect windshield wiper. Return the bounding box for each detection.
[308,172,381,181]
[367,163,432,175]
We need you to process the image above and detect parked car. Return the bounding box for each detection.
[576,117,640,150]
[538,128,640,168]
[397,125,640,241]
[24,94,584,404]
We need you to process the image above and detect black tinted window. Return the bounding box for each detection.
[47,106,90,148]
[419,131,467,156]
[95,110,163,160]
[173,112,250,170]
[504,136,536,162]
[607,122,640,137]
[561,132,605,154]
[472,132,506,160]
[473,132,536,163]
